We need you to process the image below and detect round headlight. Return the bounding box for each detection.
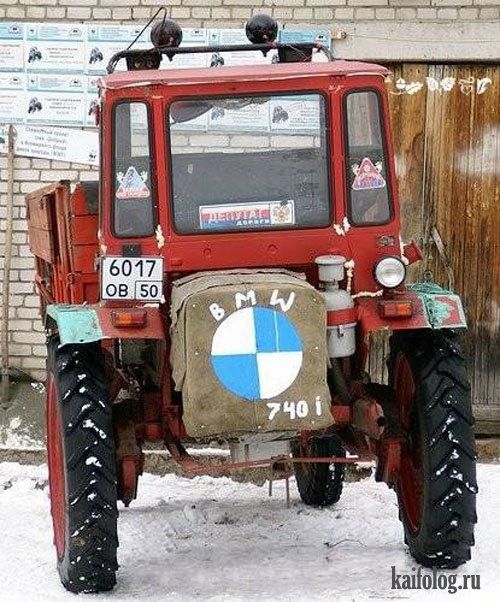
[374,256,406,289]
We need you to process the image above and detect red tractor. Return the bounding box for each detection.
[25,15,477,594]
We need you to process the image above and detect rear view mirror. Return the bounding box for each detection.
[170,101,212,123]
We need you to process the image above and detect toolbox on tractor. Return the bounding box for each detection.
[25,13,477,594]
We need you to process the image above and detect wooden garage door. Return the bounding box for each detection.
[385,63,500,433]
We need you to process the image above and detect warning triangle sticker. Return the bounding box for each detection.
[116,166,150,199]
[352,157,386,191]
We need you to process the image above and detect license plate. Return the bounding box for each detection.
[101,257,163,301]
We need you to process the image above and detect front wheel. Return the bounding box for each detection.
[389,330,477,568]
[46,338,118,592]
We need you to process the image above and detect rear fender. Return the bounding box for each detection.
[357,283,467,336]
[46,304,165,346]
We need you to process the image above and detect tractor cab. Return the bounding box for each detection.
[99,48,406,296]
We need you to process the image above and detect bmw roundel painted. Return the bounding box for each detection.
[210,306,303,401]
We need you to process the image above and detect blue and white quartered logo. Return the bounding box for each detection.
[211,306,303,400]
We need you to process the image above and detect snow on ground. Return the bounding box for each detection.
[0,462,498,602]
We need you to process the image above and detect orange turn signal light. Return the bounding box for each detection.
[111,309,147,328]
[377,300,413,318]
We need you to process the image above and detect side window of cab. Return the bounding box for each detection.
[113,102,155,237]
[344,91,392,225]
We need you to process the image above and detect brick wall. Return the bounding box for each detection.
[0,1,499,24]
[0,0,499,380]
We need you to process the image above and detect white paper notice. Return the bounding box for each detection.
[209,29,268,66]
[86,24,149,74]
[25,23,86,73]
[0,23,24,72]
[278,28,331,49]
[0,73,26,123]
[25,73,85,125]
[0,124,98,165]
[165,28,209,69]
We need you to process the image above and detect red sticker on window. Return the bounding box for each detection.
[116,166,150,199]
[352,157,386,191]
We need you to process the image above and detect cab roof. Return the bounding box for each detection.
[101,60,388,90]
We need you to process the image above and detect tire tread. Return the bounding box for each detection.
[389,330,477,569]
[47,338,118,593]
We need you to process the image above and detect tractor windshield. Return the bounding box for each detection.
[168,93,331,234]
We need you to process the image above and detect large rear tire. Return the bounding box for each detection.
[46,338,118,593]
[291,434,345,506]
[389,330,477,569]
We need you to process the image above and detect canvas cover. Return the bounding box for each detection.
[170,270,333,437]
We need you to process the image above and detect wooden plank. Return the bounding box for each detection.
[475,421,500,437]
[421,64,500,414]
[25,185,57,264]
[26,195,51,231]
[386,63,427,248]
[473,65,500,411]
[52,183,72,302]
[25,180,69,202]
[27,226,54,263]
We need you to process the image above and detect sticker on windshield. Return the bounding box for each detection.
[116,166,150,199]
[270,200,294,225]
[199,200,295,230]
[352,157,386,191]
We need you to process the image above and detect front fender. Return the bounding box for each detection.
[46,304,165,346]
[357,283,467,335]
